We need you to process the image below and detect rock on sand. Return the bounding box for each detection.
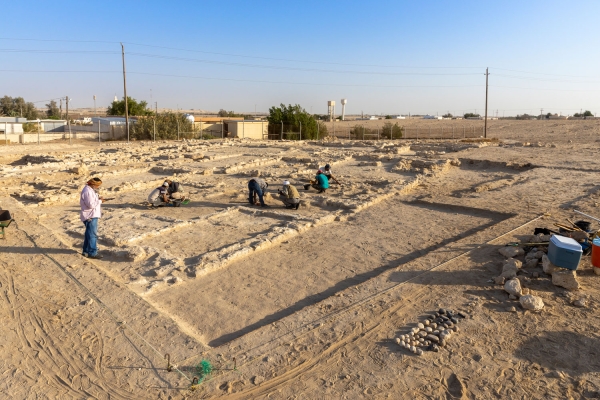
[499,247,524,258]
[552,270,581,291]
[504,279,522,297]
[519,295,544,310]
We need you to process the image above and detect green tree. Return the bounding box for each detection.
[381,122,404,139]
[0,96,38,119]
[267,103,326,140]
[46,100,60,119]
[218,109,244,118]
[0,96,17,116]
[131,112,194,140]
[584,110,593,117]
[107,97,153,116]
[463,113,480,119]
[442,113,453,118]
[516,113,533,120]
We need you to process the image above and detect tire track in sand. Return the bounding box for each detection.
[0,265,142,399]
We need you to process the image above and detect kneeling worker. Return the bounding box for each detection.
[309,170,329,193]
[278,180,300,209]
[319,164,340,185]
[248,177,269,207]
[164,179,186,201]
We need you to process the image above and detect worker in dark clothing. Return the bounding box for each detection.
[319,164,340,184]
[248,178,269,207]
[164,179,186,200]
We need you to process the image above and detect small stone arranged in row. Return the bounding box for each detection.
[394,308,464,356]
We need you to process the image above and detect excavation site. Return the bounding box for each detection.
[2,120,600,399]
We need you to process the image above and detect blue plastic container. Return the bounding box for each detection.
[548,235,582,270]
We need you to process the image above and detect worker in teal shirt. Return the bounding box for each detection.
[312,170,329,193]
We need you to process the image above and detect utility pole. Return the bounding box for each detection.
[541,108,543,120]
[121,43,129,142]
[60,98,63,119]
[484,67,489,138]
[155,101,158,114]
[93,95,97,117]
[66,96,71,145]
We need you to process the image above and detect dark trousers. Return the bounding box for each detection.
[248,181,264,206]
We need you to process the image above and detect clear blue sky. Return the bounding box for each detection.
[1,0,599,116]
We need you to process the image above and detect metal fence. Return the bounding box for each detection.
[328,125,485,140]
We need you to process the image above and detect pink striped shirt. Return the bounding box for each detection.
[80,185,102,222]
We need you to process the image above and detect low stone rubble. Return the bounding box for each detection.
[395,309,464,356]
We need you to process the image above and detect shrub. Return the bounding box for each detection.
[131,112,193,140]
[381,122,403,139]
[22,122,40,132]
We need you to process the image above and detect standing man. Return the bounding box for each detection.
[248,177,269,207]
[278,180,300,209]
[319,164,340,185]
[80,177,104,259]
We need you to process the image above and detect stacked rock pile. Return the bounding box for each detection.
[394,309,463,356]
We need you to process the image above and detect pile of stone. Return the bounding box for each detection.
[494,234,583,310]
[394,309,463,356]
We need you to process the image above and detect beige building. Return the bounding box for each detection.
[193,116,238,137]
[192,116,269,139]
[225,120,268,140]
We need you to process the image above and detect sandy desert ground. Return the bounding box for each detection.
[1,119,600,399]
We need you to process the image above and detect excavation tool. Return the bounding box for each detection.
[574,209,600,224]
[0,209,13,239]
[165,353,172,372]
[169,198,190,207]
[505,242,549,247]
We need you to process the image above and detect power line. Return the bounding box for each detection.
[0,69,483,88]
[126,52,482,76]
[1,37,598,81]
[0,48,118,54]
[490,85,600,92]
[124,41,485,70]
[492,67,597,79]
[0,37,117,44]
[0,37,485,69]
[494,73,599,84]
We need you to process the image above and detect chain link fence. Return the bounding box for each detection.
[327,124,485,140]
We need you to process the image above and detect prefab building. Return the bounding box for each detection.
[193,116,243,137]
[225,120,268,140]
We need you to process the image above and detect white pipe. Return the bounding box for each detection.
[573,209,600,224]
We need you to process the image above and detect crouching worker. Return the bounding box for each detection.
[165,179,187,201]
[304,170,329,193]
[148,182,170,207]
[319,164,340,185]
[278,180,300,209]
[248,177,269,207]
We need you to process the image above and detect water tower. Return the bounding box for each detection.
[328,100,335,122]
[341,99,347,121]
